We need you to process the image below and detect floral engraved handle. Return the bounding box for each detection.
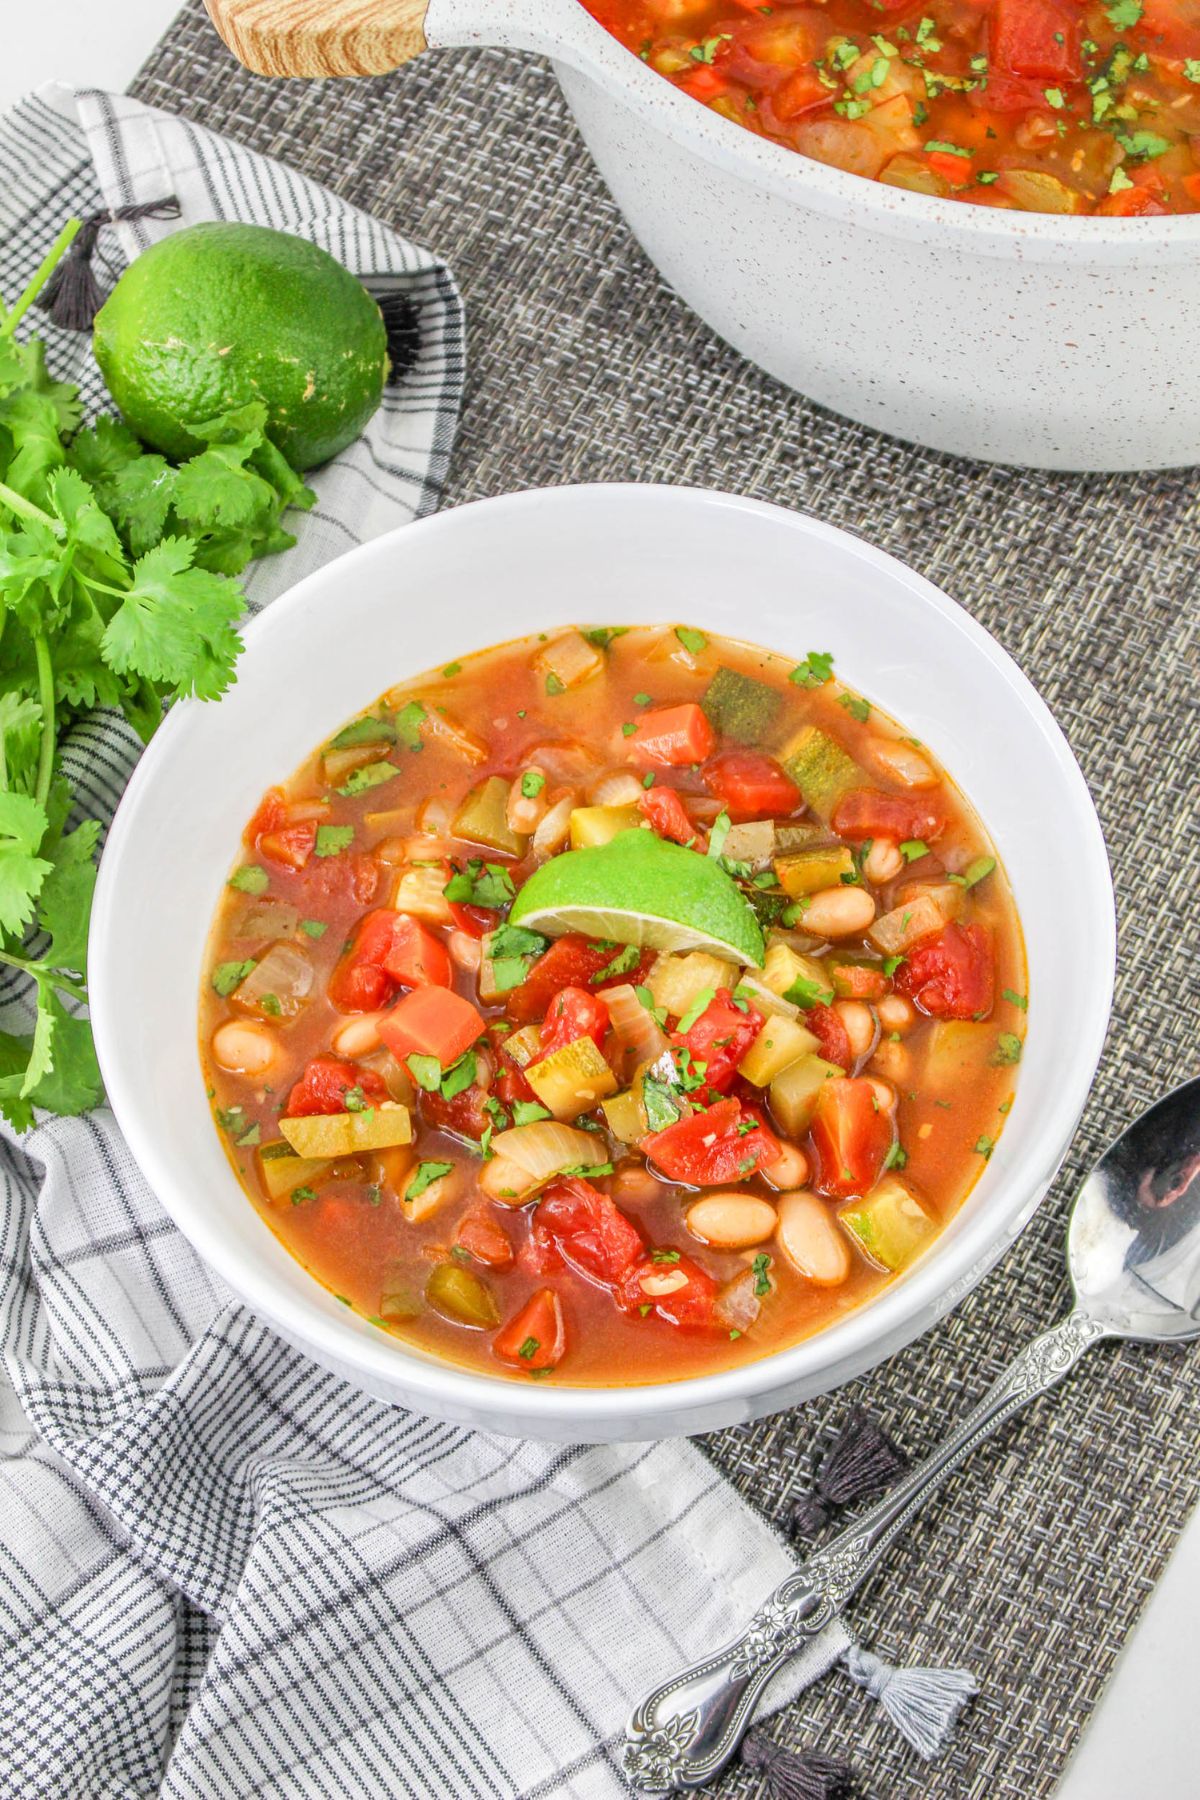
[623,1309,1107,1793]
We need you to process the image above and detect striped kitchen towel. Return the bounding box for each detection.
[0,85,843,1798]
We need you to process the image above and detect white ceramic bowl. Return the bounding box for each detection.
[90,485,1114,1440]
[434,0,1200,470]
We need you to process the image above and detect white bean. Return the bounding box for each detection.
[415,796,451,835]
[872,1038,911,1083]
[877,994,915,1034]
[211,1019,277,1077]
[801,886,877,938]
[448,929,482,972]
[760,1143,809,1191]
[686,1193,778,1250]
[610,1161,660,1206]
[868,1078,898,1114]
[775,1190,852,1287]
[331,1012,385,1058]
[867,738,937,789]
[639,1267,690,1298]
[864,839,904,884]
[506,769,548,835]
[833,1000,878,1063]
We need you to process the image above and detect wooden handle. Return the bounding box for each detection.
[204,0,429,78]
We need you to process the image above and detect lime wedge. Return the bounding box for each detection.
[511,829,765,968]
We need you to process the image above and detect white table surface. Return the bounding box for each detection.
[6,5,1198,1795]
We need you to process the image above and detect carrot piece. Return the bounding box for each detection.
[493,1288,565,1370]
[378,986,485,1067]
[627,703,716,768]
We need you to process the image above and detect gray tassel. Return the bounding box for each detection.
[740,1730,856,1799]
[842,1645,978,1760]
[36,198,180,331]
[789,1405,910,1537]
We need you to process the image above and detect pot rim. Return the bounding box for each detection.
[430,0,1200,262]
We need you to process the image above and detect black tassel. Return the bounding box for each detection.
[788,1405,910,1537]
[37,197,181,331]
[741,1730,857,1800]
[376,288,421,385]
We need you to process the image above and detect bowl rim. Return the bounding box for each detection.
[452,0,1200,261]
[90,482,1115,1429]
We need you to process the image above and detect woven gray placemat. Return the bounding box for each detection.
[125,8,1200,1796]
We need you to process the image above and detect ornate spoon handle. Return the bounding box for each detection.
[624,1309,1107,1793]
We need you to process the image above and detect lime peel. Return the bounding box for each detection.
[511,829,765,968]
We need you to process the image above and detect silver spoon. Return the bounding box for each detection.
[624,1075,1200,1793]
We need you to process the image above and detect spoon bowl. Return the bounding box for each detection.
[1069,1076,1200,1343]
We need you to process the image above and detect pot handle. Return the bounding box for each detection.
[203,0,430,78]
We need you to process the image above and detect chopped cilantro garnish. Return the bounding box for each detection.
[259,993,282,1018]
[674,626,708,654]
[635,985,668,1027]
[560,1161,614,1178]
[584,626,630,649]
[440,1049,478,1100]
[676,987,716,1033]
[518,1336,540,1360]
[621,722,637,738]
[1105,0,1142,24]
[924,139,970,157]
[838,693,871,723]
[899,840,928,863]
[883,1141,908,1171]
[406,1054,443,1092]
[314,825,353,858]
[229,865,268,894]
[337,760,397,797]
[783,974,834,1010]
[444,859,515,910]
[521,770,546,798]
[707,809,731,861]
[329,714,395,750]
[212,959,255,996]
[442,661,463,677]
[974,1135,995,1160]
[633,691,651,706]
[643,1075,682,1131]
[1002,987,1028,1010]
[752,1252,772,1297]
[394,701,426,751]
[407,1160,453,1200]
[512,1100,552,1125]
[545,672,566,696]
[991,1033,1023,1066]
[291,1186,316,1204]
[592,944,640,982]
[299,919,328,940]
[651,1248,681,1263]
[882,954,905,977]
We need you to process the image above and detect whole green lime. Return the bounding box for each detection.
[93,222,389,470]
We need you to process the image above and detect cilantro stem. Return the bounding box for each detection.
[0,948,84,995]
[2,219,81,337]
[33,636,55,809]
[0,478,55,529]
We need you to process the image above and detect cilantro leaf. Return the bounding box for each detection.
[101,536,245,702]
[0,791,52,935]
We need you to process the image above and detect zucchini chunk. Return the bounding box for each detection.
[701,666,783,744]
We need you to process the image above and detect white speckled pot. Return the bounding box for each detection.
[429,0,1200,470]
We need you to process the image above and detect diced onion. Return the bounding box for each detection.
[714,1267,761,1333]
[532,795,575,860]
[490,1121,602,1180]
[604,982,670,1069]
[587,770,645,808]
[233,942,313,1017]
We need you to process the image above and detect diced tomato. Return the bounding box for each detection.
[810,1077,894,1199]
[420,1082,492,1141]
[284,1055,388,1118]
[991,0,1080,82]
[244,787,286,846]
[1096,184,1171,217]
[447,900,495,938]
[832,788,946,844]
[701,750,800,822]
[671,988,762,1093]
[495,1056,537,1108]
[379,986,485,1067]
[259,822,317,871]
[830,963,889,1002]
[327,960,394,1013]
[381,914,453,988]
[506,935,652,1024]
[627,703,716,769]
[643,1096,781,1185]
[678,66,730,102]
[534,1179,645,1287]
[894,922,995,1020]
[537,985,610,1059]
[806,1003,852,1070]
[972,72,1057,113]
[772,66,829,121]
[639,784,700,847]
[455,1207,514,1269]
[302,851,380,907]
[1183,174,1200,206]
[617,1254,719,1328]
[1135,0,1200,57]
[493,1289,565,1370]
[929,151,976,187]
[327,910,398,1013]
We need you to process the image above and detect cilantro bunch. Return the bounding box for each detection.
[0,223,313,1128]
